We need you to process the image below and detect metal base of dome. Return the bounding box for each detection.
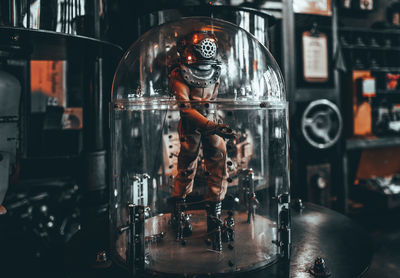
[142,211,278,276]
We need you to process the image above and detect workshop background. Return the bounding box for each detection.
[0,0,399,277]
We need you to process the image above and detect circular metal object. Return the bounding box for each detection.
[197,38,217,59]
[301,99,343,149]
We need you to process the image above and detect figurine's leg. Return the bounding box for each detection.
[170,198,192,239]
[171,122,201,238]
[172,123,201,199]
[205,201,223,251]
[202,134,228,202]
[202,134,227,251]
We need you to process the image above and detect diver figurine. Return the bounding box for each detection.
[169,31,235,251]
[222,210,235,242]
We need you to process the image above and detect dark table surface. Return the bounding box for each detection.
[0,202,372,278]
[289,203,372,278]
[249,202,372,278]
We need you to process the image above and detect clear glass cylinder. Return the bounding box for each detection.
[110,17,289,276]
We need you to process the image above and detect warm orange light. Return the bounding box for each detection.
[253,60,258,71]
[187,55,192,61]
[30,60,66,107]
[193,34,199,44]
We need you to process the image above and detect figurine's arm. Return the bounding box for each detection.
[170,72,210,130]
[170,70,235,139]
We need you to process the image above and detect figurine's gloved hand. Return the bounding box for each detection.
[204,121,236,139]
[216,124,236,139]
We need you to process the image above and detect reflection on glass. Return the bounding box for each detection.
[110,17,289,276]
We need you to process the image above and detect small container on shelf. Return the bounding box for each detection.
[354,33,367,47]
[369,35,381,48]
[340,32,353,47]
[369,51,383,70]
[383,36,393,48]
[385,73,400,91]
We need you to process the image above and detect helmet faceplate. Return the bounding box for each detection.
[178,32,220,65]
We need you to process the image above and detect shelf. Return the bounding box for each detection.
[0,26,123,60]
[371,68,400,73]
[346,136,400,150]
[339,26,400,35]
[341,45,400,51]
[376,90,400,95]
[347,67,400,73]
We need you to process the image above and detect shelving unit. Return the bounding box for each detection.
[346,136,400,150]
[338,22,400,213]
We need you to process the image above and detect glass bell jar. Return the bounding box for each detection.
[110,17,290,277]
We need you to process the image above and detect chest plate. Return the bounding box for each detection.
[180,64,221,88]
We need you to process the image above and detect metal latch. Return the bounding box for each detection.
[272,192,291,260]
[118,203,145,276]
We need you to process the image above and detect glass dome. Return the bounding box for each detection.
[110,17,290,277]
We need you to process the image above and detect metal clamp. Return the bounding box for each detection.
[273,192,291,260]
[238,169,259,224]
[118,203,145,276]
[130,174,150,206]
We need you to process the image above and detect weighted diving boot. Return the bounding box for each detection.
[170,197,192,240]
[206,201,223,251]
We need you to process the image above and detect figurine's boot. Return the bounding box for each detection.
[170,197,192,239]
[206,201,223,251]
